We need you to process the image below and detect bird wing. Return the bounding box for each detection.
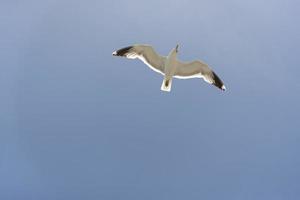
[112,45,166,75]
[174,60,226,90]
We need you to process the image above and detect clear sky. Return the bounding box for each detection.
[1,0,300,199]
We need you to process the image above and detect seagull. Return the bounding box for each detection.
[112,44,226,92]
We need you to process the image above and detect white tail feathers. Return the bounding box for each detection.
[161,79,172,92]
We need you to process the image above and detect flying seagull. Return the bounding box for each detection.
[112,44,226,92]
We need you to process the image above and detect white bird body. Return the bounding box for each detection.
[112,44,226,92]
[161,46,178,91]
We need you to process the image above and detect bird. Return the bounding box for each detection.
[112,44,226,92]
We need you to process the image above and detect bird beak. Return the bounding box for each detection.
[175,44,179,53]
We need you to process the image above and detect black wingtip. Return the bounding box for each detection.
[212,72,226,91]
[112,46,133,57]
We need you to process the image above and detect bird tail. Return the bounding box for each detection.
[161,79,172,92]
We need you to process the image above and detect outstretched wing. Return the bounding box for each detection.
[112,45,166,75]
[175,60,226,91]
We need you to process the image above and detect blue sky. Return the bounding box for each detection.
[1,0,300,199]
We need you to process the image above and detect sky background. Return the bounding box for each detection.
[1,0,300,199]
